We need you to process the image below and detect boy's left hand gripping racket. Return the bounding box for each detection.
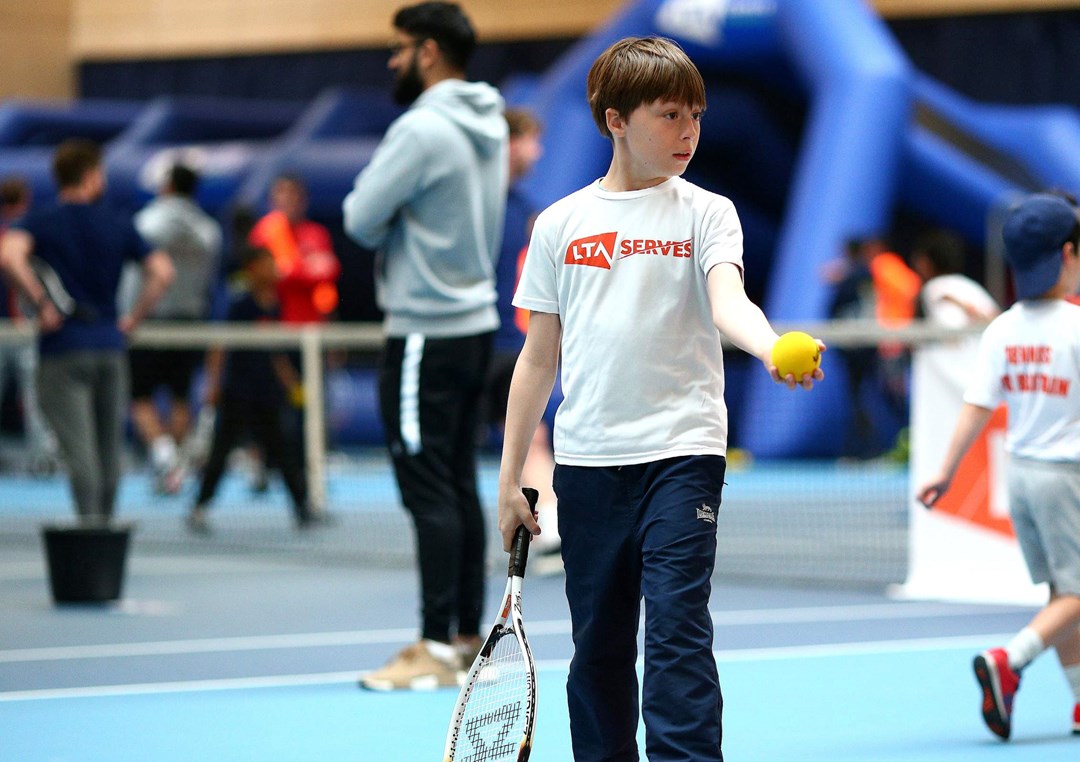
[445,487,539,762]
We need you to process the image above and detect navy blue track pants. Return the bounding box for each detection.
[554,455,726,762]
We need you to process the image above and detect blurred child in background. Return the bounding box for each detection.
[918,194,1080,741]
[188,245,322,533]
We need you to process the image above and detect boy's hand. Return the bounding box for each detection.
[768,338,825,390]
[769,363,825,390]
[768,334,825,388]
[498,483,540,552]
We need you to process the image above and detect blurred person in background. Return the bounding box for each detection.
[0,176,59,475]
[343,1,508,690]
[824,235,921,459]
[125,163,223,494]
[912,229,999,327]
[248,173,341,325]
[247,173,341,492]
[0,140,174,522]
[908,229,1000,430]
[481,106,560,556]
[187,245,320,534]
[917,193,1080,742]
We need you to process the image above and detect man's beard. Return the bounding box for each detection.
[393,58,424,105]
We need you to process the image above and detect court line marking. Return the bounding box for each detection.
[0,671,365,702]
[0,628,421,663]
[0,556,313,581]
[0,632,1013,703]
[0,601,1030,664]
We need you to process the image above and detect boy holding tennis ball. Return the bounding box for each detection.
[498,36,824,761]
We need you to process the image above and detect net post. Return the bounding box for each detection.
[301,326,327,514]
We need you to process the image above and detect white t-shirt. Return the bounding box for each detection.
[920,273,998,328]
[964,299,1080,462]
[513,177,742,466]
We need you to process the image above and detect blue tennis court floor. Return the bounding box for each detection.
[2,539,1078,760]
[4,644,1078,761]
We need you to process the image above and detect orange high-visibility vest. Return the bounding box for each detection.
[256,211,301,276]
[870,251,921,328]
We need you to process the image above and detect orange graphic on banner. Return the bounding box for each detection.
[934,406,1012,538]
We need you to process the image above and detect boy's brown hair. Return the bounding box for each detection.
[52,139,102,189]
[586,36,706,139]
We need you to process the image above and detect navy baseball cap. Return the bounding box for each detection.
[1002,193,1079,300]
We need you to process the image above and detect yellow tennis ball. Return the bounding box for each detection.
[771,331,821,379]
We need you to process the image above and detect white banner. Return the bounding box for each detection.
[898,339,1045,604]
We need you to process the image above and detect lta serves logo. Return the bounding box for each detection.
[565,232,618,269]
[565,232,694,269]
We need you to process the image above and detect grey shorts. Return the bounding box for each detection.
[1008,457,1080,595]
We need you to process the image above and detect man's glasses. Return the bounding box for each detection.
[389,37,428,56]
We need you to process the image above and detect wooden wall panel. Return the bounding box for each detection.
[68,0,1080,61]
[0,1,74,98]
[876,0,1080,17]
[71,0,627,60]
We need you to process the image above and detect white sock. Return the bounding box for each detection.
[1065,664,1080,704]
[1005,627,1045,671]
[151,435,178,470]
[424,639,458,665]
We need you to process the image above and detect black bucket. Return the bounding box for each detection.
[41,523,134,604]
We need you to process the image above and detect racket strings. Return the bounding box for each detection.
[456,628,529,762]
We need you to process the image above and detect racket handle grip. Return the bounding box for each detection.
[510,487,539,578]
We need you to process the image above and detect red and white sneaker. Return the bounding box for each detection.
[1072,703,1080,736]
[973,648,1021,740]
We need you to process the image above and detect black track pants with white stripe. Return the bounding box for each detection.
[379,331,494,643]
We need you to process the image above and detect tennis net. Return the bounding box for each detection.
[0,318,985,587]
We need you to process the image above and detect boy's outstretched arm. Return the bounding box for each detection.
[917,402,995,507]
[706,263,825,389]
[498,310,561,552]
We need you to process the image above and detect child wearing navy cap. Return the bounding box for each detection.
[919,192,1080,741]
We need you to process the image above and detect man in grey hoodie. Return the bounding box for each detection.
[343,1,509,691]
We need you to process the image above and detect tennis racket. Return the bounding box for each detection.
[444,486,539,762]
[29,256,99,321]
